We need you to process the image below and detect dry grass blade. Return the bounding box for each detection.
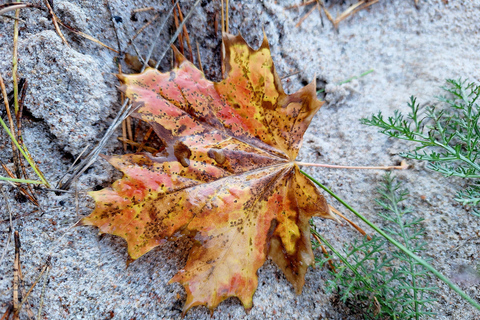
[131,12,160,42]
[195,41,204,73]
[0,72,21,180]
[12,232,21,319]
[329,205,372,240]
[58,101,135,190]
[154,0,201,69]
[285,0,316,10]
[36,265,50,320]
[0,189,13,268]
[0,305,12,320]
[142,0,179,72]
[295,4,317,28]
[13,258,51,318]
[312,233,336,272]
[0,3,42,16]
[333,0,379,28]
[172,0,184,54]
[176,3,194,61]
[132,6,154,13]
[42,0,69,46]
[56,20,119,53]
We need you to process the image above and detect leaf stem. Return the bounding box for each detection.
[301,169,480,312]
[296,161,408,170]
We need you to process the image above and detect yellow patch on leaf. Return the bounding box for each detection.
[82,33,334,313]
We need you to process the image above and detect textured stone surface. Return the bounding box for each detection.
[0,0,479,319]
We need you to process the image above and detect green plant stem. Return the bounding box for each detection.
[0,116,49,186]
[0,176,42,184]
[301,169,480,312]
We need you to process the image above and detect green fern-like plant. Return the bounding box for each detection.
[311,174,437,319]
[361,79,480,214]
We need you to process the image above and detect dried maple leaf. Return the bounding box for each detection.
[82,33,334,313]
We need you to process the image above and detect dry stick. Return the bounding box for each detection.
[329,205,372,240]
[195,41,204,73]
[43,0,69,46]
[154,0,202,70]
[176,3,194,62]
[312,233,336,273]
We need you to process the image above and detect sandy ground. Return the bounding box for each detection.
[0,0,479,319]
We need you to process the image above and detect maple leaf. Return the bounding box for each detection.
[82,33,334,313]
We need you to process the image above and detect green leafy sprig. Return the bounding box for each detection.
[361,79,480,213]
[311,174,436,319]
